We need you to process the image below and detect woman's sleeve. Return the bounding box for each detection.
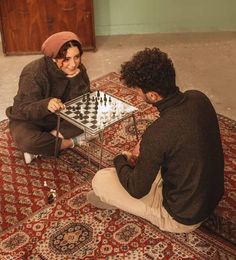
[12,67,52,121]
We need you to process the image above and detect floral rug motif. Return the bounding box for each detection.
[0,72,235,259]
[0,120,97,233]
[1,184,235,259]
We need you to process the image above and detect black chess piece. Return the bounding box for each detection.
[48,189,56,204]
[97,90,100,97]
[104,93,107,102]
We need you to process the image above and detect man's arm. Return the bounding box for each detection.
[114,131,163,198]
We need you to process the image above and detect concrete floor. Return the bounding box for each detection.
[0,32,235,121]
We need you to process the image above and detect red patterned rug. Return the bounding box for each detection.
[0,72,235,259]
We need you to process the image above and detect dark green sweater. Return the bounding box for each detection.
[114,89,224,225]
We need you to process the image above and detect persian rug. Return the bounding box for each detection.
[0,72,235,259]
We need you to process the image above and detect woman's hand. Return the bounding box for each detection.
[48,98,65,113]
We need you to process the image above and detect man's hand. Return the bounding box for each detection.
[48,98,65,113]
[121,151,138,167]
[131,140,141,157]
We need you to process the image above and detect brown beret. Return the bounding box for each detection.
[41,31,81,58]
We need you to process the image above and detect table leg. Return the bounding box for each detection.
[98,130,105,170]
[84,130,91,167]
[132,113,139,141]
[54,114,61,157]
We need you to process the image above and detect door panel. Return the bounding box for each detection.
[0,0,95,55]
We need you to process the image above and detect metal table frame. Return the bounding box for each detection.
[54,91,139,168]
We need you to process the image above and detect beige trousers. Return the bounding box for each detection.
[92,167,201,233]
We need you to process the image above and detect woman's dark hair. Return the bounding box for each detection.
[55,40,83,59]
[120,48,176,98]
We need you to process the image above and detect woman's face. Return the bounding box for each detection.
[54,46,81,76]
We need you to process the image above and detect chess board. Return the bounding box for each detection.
[58,91,138,135]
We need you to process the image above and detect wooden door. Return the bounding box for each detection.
[0,0,48,54]
[0,0,95,55]
[44,0,95,50]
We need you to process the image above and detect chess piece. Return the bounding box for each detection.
[44,181,57,204]
[104,93,107,102]
[48,189,56,204]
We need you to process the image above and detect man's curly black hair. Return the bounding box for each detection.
[120,48,177,98]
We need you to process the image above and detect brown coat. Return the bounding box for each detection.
[6,56,90,155]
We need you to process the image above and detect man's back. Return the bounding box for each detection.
[154,90,224,224]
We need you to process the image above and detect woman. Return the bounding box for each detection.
[6,31,91,164]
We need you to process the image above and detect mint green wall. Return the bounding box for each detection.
[93,0,236,35]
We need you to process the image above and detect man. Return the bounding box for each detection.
[87,48,224,233]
